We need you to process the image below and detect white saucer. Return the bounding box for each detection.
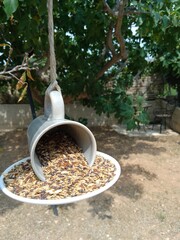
[0,151,121,205]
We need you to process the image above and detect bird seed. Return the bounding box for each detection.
[3,129,116,200]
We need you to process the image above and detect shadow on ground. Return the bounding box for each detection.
[91,126,166,159]
[0,192,22,215]
[111,163,157,200]
[0,127,178,218]
[87,192,114,219]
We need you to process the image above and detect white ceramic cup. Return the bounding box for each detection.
[27,81,97,181]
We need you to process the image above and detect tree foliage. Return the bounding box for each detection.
[0,0,179,127]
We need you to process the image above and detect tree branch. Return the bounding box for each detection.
[103,0,116,17]
[124,10,149,15]
[64,92,89,104]
[115,0,128,60]
[0,64,38,77]
[3,47,13,72]
[106,24,116,56]
[96,0,128,79]
[96,53,122,79]
[0,75,12,80]
[103,1,148,17]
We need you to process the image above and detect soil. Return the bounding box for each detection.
[0,127,180,240]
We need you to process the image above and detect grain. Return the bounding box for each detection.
[3,129,116,200]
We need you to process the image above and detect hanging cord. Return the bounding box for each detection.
[47,0,57,83]
[47,0,60,216]
[27,0,58,120]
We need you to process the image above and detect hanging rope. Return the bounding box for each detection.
[47,0,60,216]
[47,0,57,83]
[28,0,59,120]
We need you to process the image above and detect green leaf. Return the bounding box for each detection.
[159,2,164,10]
[159,56,165,62]
[140,49,145,58]
[136,95,144,106]
[125,119,137,130]
[136,112,149,124]
[172,15,178,27]
[154,12,160,26]
[3,0,19,18]
[120,103,134,119]
[162,15,169,30]
[138,17,143,26]
[166,7,170,15]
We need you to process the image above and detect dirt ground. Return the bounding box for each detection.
[0,127,180,240]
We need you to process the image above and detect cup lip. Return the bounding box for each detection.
[35,118,95,137]
[29,118,97,152]
[0,151,121,205]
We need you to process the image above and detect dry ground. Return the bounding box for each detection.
[0,127,180,240]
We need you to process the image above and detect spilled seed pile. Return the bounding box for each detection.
[3,129,116,200]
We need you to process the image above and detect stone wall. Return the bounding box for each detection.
[127,75,164,100]
[0,103,179,133]
[0,104,32,130]
[0,104,117,131]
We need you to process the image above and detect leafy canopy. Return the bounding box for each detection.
[0,0,179,127]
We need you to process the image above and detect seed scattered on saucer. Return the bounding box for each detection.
[3,129,116,200]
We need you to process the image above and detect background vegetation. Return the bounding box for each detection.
[0,0,179,129]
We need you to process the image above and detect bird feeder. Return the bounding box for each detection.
[0,0,121,208]
[0,83,121,205]
[27,81,97,181]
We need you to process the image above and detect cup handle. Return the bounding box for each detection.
[44,81,65,120]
